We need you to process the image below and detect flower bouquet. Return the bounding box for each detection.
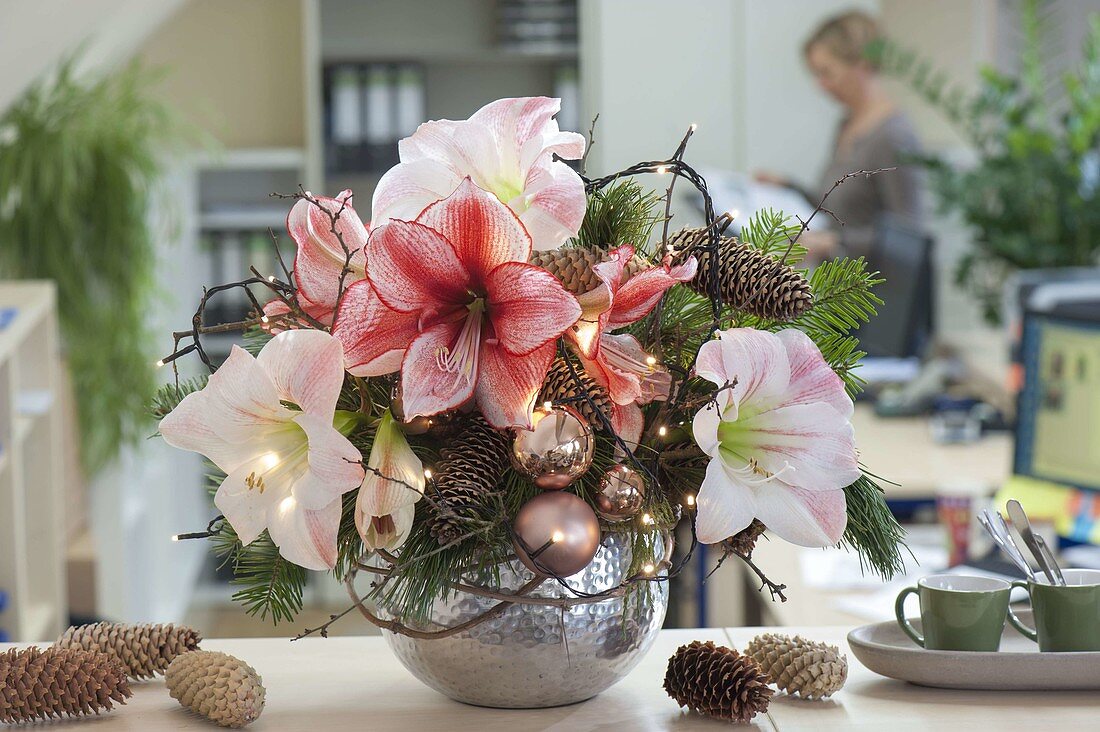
[155,97,905,708]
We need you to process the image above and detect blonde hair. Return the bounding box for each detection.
[803,11,883,70]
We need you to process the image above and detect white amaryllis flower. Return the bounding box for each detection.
[371,96,586,251]
[356,410,424,552]
[691,328,860,547]
[159,330,365,570]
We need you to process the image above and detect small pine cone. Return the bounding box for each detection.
[722,520,768,559]
[0,646,131,723]
[664,640,773,724]
[428,416,513,546]
[540,357,612,426]
[57,622,202,680]
[671,226,813,321]
[166,650,265,728]
[744,633,848,700]
[530,246,649,294]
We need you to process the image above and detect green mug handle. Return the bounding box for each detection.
[1006,580,1038,642]
[894,586,925,648]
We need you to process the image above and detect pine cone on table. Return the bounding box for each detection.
[744,633,848,700]
[539,357,612,427]
[427,415,513,546]
[166,650,265,728]
[56,621,202,680]
[0,646,131,723]
[669,225,813,321]
[664,640,773,723]
[530,246,650,294]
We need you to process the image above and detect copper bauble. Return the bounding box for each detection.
[510,405,594,489]
[594,464,646,522]
[512,491,601,577]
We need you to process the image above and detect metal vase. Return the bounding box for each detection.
[378,533,668,708]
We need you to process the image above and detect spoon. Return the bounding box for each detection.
[977,510,1035,580]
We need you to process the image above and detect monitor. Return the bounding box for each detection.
[1015,309,1100,491]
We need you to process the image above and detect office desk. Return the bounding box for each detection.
[5,628,1090,730]
[851,404,1012,498]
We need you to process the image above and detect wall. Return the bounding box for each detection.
[137,0,306,148]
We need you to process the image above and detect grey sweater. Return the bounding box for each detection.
[804,112,925,257]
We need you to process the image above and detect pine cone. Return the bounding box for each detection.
[670,226,813,321]
[664,640,773,723]
[0,646,131,723]
[166,650,265,728]
[744,633,848,700]
[530,246,650,294]
[723,520,768,559]
[540,357,612,426]
[428,416,513,546]
[57,622,202,680]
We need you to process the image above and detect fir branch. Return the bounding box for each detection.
[210,526,307,625]
[148,376,208,420]
[841,474,908,580]
[568,180,662,255]
[739,208,806,262]
[799,257,884,334]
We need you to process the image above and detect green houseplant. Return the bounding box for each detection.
[873,0,1100,322]
[0,58,184,475]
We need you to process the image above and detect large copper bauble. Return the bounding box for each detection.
[594,464,646,522]
[510,405,594,489]
[512,491,601,577]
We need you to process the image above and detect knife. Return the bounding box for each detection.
[1006,500,1058,585]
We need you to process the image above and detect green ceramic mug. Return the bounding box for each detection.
[1007,568,1100,652]
[894,574,1011,651]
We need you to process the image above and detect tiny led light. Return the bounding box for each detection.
[689,123,698,132]
[645,355,657,366]
[657,426,668,437]
[551,530,565,544]
[267,275,276,282]
[727,209,740,220]
[423,468,433,480]
[685,494,696,508]
[171,534,180,542]
[543,400,554,412]
[260,315,270,324]
[155,359,165,368]
[656,165,668,175]
[642,563,656,575]
[641,513,654,526]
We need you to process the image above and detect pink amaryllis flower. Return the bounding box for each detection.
[159,330,365,570]
[691,328,860,547]
[372,97,586,252]
[333,178,582,429]
[263,190,369,328]
[568,244,697,443]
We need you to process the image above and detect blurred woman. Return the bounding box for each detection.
[756,11,924,260]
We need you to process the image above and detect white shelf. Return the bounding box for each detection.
[0,281,64,642]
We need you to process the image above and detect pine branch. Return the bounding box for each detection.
[841,474,908,580]
[797,257,884,334]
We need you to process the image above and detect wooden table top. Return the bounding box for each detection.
[5,626,1095,730]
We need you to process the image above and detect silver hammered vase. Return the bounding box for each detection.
[378,534,668,708]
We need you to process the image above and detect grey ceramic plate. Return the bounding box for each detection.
[848,611,1100,690]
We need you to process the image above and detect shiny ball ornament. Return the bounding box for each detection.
[594,465,646,522]
[512,491,601,577]
[510,405,594,489]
